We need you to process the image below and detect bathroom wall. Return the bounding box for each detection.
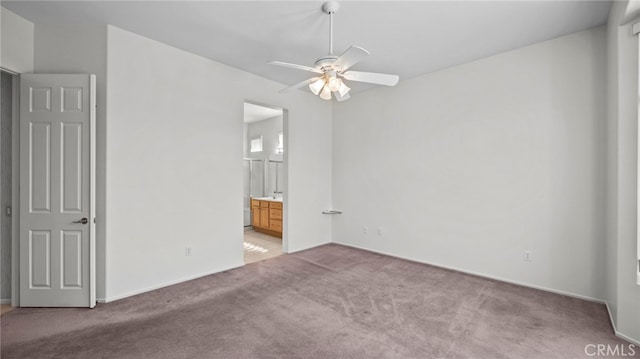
[246,115,284,160]
[247,115,284,197]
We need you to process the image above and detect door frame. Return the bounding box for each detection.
[243,99,289,253]
[9,72,96,307]
[1,66,21,307]
[11,70,19,307]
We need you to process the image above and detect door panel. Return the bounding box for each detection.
[61,122,82,213]
[20,74,95,307]
[61,230,82,288]
[29,122,51,213]
[29,230,51,288]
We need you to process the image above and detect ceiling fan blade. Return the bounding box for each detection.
[279,77,319,94]
[341,71,399,86]
[269,61,322,74]
[335,91,350,102]
[332,46,370,72]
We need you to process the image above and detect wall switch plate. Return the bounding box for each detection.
[524,251,532,262]
[185,247,191,256]
[362,227,368,234]
[377,227,383,236]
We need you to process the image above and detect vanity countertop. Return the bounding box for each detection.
[252,197,283,203]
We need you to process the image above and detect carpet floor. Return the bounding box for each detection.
[1,244,636,358]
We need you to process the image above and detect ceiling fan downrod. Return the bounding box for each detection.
[322,1,340,56]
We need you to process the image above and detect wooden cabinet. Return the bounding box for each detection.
[251,199,261,228]
[250,198,282,237]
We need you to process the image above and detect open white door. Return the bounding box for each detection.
[19,74,96,307]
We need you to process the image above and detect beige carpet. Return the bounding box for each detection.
[1,244,636,358]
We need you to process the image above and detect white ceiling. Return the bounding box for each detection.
[244,102,283,123]
[3,1,611,94]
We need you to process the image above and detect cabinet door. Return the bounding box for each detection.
[252,207,260,228]
[260,207,270,228]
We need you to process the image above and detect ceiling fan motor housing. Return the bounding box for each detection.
[315,56,339,72]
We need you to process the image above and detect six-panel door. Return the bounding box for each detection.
[20,74,95,307]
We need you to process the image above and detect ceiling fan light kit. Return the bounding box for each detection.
[269,1,399,101]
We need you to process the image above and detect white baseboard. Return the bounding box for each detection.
[604,302,640,346]
[286,240,332,254]
[0,299,11,304]
[336,242,640,345]
[334,241,604,303]
[98,262,243,303]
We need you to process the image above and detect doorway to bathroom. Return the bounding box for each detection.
[242,101,285,264]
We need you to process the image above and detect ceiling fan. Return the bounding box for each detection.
[269,1,399,101]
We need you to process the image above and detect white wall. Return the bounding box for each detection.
[332,27,607,300]
[105,26,332,300]
[33,24,108,300]
[606,0,640,343]
[0,7,33,73]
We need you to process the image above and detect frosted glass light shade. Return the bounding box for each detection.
[328,77,341,92]
[319,85,332,100]
[309,78,325,95]
[338,82,351,97]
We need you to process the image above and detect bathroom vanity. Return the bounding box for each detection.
[251,197,283,238]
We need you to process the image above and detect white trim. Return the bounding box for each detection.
[0,67,19,76]
[97,263,243,303]
[287,240,331,255]
[605,303,640,346]
[337,242,640,344]
[617,331,640,347]
[334,242,604,303]
[10,72,20,307]
[0,299,11,304]
[638,26,640,286]
[97,238,330,303]
[89,74,97,308]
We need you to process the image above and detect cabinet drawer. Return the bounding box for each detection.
[260,201,270,208]
[269,219,282,232]
[251,199,260,208]
[269,209,282,220]
[270,202,282,209]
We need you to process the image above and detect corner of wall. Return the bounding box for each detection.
[0,6,35,73]
[606,0,640,344]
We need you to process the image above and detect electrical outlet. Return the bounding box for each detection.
[362,226,368,234]
[524,251,532,262]
[185,247,191,256]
